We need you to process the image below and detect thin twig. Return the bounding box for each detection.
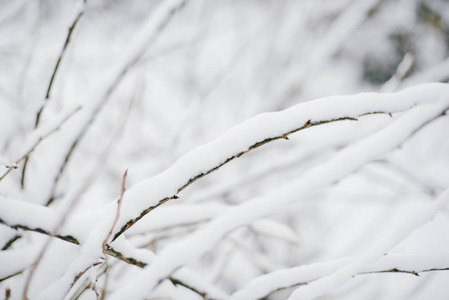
[5,288,11,300]
[21,0,87,189]
[35,0,87,128]
[66,262,102,300]
[1,234,22,250]
[0,271,23,283]
[99,263,110,300]
[21,156,95,300]
[0,106,82,182]
[264,266,449,299]
[103,169,128,252]
[45,0,187,205]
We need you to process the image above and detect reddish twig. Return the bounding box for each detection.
[103,169,128,252]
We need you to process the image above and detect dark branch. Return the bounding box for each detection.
[112,117,358,241]
[0,218,79,245]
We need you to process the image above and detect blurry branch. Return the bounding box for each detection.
[47,66,140,207]
[0,212,216,299]
[103,170,128,252]
[381,52,415,92]
[401,57,449,88]
[278,0,383,106]
[361,267,449,276]
[66,262,102,300]
[0,82,138,289]
[70,266,106,300]
[0,1,27,26]
[1,234,22,250]
[99,264,110,300]
[263,267,449,300]
[0,106,82,182]
[46,0,188,205]
[35,0,87,128]
[169,278,210,299]
[227,237,279,273]
[112,117,358,242]
[0,271,23,283]
[22,180,94,300]
[21,0,88,189]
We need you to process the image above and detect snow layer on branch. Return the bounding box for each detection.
[112,83,449,240]
[108,84,449,299]
[287,188,449,300]
[231,205,449,300]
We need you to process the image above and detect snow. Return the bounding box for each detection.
[287,188,449,300]
[108,85,449,299]
[2,82,449,299]
[111,83,449,242]
[2,1,449,298]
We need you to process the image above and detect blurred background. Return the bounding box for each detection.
[1,0,449,299]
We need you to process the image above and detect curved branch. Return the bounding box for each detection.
[108,83,449,247]
[111,117,356,242]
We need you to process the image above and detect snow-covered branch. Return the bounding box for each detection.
[110,83,449,243]
[107,83,449,299]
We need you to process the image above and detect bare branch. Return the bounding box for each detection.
[265,267,449,299]
[46,0,188,205]
[21,0,88,189]
[35,0,87,128]
[103,169,128,252]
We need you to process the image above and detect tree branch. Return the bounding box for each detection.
[22,0,87,189]
[103,169,128,252]
[46,0,188,205]
[111,117,357,242]
[264,267,449,299]
[0,106,81,183]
